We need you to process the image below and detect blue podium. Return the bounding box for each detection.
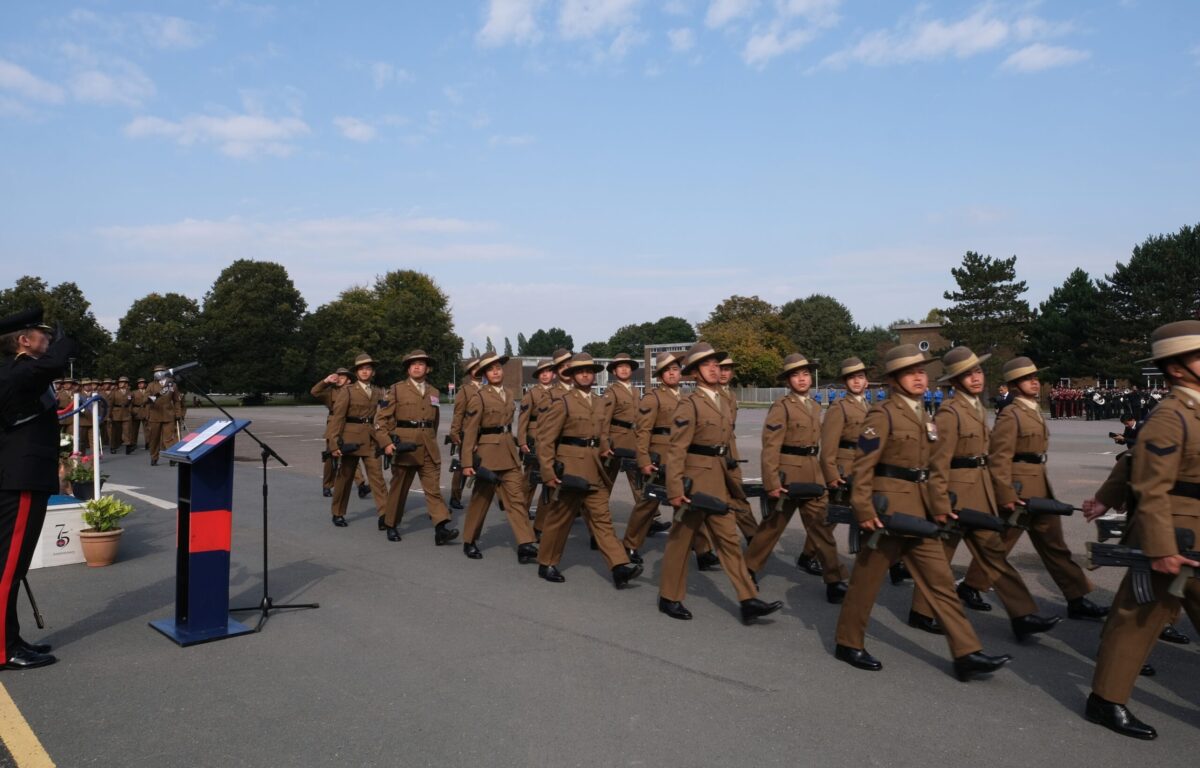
[150,418,256,646]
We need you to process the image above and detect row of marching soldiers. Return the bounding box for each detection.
[52,366,187,465]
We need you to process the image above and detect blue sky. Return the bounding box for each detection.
[2,1,1197,352]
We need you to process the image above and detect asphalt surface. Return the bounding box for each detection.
[4,404,1197,766]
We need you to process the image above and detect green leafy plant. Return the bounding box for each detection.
[82,495,133,532]
[64,455,95,483]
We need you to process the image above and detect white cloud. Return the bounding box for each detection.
[0,58,65,103]
[70,64,155,107]
[488,134,536,147]
[606,26,646,59]
[744,23,816,66]
[370,61,413,89]
[333,116,376,142]
[705,0,757,29]
[133,14,207,49]
[668,27,695,52]
[478,0,545,46]
[1002,43,1089,73]
[559,0,640,39]
[821,6,1011,68]
[125,112,311,157]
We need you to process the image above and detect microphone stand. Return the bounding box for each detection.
[174,370,318,632]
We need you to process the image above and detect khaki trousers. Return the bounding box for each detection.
[463,468,536,546]
[148,421,176,462]
[536,489,629,570]
[658,507,758,603]
[385,458,450,528]
[836,535,983,658]
[963,514,1092,600]
[744,497,847,584]
[913,530,1038,619]
[330,454,388,519]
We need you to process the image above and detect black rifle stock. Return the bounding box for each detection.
[1087,528,1198,604]
[825,503,861,553]
[549,461,590,502]
[676,476,729,521]
[1095,513,1127,543]
[605,447,639,473]
[642,451,669,505]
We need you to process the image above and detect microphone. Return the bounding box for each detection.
[154,361,201,380]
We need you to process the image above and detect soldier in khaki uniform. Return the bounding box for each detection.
[517,359,557,511]
[657,342,782,624]
[534,353,641,587]
[459,352,538,562]
[833,344,1012,680]
[57,378,76,442]
[146,367,181,465]
[97,378,113,453]
[447,357,481,511]
[109,376,134,454]
[816,357,869,577]
[961,357,1108,620]
[1086,321,1200,740]
[131,378,148,451]
[599,352,643,500]
[325,354,389,527]
[908,347,1059,640]
[717,356,758,544]
[375,350,459,546]
[532,348,574,535]
[623,351,685,562]
[748,353,849,603]
[77,379,97,453]
[312,368,359,497]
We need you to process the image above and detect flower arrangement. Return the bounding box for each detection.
[64,454,95,483]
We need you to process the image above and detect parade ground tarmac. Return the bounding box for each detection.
[2,406,1195,767]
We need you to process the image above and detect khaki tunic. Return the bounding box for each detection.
[460,385,535,546]
[324,381,389,518]
[375,379,450,528]
[600,380,641,498]
[820,395,868,486]
[623,386,680,551]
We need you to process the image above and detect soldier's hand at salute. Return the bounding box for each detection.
[324,374,339,385]
[1152,553,1200,576]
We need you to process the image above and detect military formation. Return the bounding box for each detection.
[53,367,188,466]
[309,322,1200,741]
[1049,384,1164,420]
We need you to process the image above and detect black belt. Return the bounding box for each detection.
[1170,480,1200,500]
[838,440,857,450]
[609,418,634,430]
[345,416,369,424]
[874,463,930,483]
[1013,452,1046,464]
[396,419,435,429]
[950,455,988,469]
[479,425,512,435]
[780,445,819,456]
[558,436,600,448]
[528,415,537,423]
[688,444,729,457]
[651,426,671,436]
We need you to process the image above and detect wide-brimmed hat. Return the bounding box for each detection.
[134,377,145,384]
[606,352,640,373]
[474,351,509,374]
[0,306,52,335]
[152,364,167,373]
[402,349,435,369]
[81,378,94,386]
[334,367,351,376]
[882,344,930,376]
[938,346,991,383]
[352,353,376,369]
[654,350,683,372]
[562,353,604,375]
[533,359,556,375]
[718,354,736,367]
[681,342,726,374]
[551,347,573,368]
[1138,320,1200,364]
[117,376,130,384]
[839,357,867,378]
[462,357,480,376]
[1002,356,1039,383]
[778,353,815,379]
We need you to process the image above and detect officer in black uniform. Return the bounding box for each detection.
[0,305,77,669]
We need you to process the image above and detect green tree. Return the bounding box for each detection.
[0,276,112,374]
[516,332,528,355]
[851,324,899,378]
[697,296,789,386]
[198,260,307,394]
[1099,223,1200,376]
[303,286,381,382]
[98,292,201,380]
[941,252,1031,381]
[523,328,573,356]
[605,315,696,357]
[581,340,610,357]
[779,294,857,379]
[1024,269,1107,381]
[503,337,513,356]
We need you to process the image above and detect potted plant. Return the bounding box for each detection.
[64,454,107,500]
[80,495,133,567]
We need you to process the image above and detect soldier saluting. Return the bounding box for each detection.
[325,353,389,527]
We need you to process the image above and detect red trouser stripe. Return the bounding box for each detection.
[0,492,33,652]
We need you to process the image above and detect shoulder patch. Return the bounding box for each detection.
[765,423,782,431]
[1144,441,1177,457]
[675,418,690,428]
[858,435,880,454]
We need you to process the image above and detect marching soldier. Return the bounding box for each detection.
[1087,320,1200,740]
[960,357,1109,620]
[57,377,76,442]
[623,351,685,562]
[534,353,642,587]
[146,367,181,465]
[97,378,114,452]
[375,350,459,546]
[718,355,759,543]
[324,353,389,527]
[600,352,643,507]
[77,378,95,452]
[657,342,782,624]
[109,376,134,454]
[818,357,867,578]
[447,357,481,511]
[833,344,1012,680]
[517,358,557,510]
[131,377,148,451]
[312,368,365,498]
[747,353,849,603]
[531,348,574,535]
[907,347,1060,640]
[459,351,538,562]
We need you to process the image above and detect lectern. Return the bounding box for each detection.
[150,418,255,646]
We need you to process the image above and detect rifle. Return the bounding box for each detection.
[675,477,729,521]
[521,444,542,485]
[549,460,590,502]
[854,495,942,550]
[1000,496,1078,529]
[322,440,361,475]
[936,491,1007,537]
[466,460,502,488]
[1087,528,1198,604]
[605,447,639,473]
[825,503,861,553]
[641,451,670,505]
[1095,513,1127,543]
[766,472,826,516]
[376,435,418,471]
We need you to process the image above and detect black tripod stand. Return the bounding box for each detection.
[176,369,318,632]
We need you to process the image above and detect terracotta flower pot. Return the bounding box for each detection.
[80,529,123,567]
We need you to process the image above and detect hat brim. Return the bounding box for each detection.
[885,353,931,376]
[937,352,991,383]
[839,364,867,378]
[778,360,815,380]
[563,362,604,375]
[1003,364,1039,383]
[1137,336,1200,364]
[682,349,724,374]
[404,356,435,368]
[353,359,377,369]
[606,359,640,372]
